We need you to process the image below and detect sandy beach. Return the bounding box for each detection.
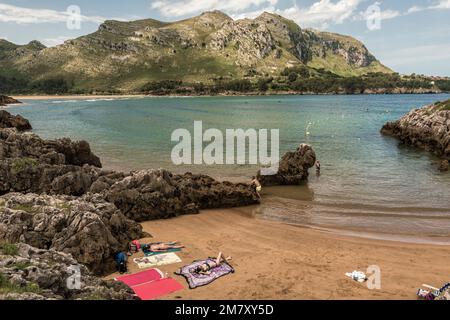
[12,94,148,101]
[105,206,450,300]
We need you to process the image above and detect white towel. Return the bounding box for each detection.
[134,252,182,269]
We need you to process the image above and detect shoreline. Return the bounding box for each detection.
[105,207,450,300]
[11,91,450,101]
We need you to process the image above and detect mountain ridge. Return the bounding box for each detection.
[0,10,394,93]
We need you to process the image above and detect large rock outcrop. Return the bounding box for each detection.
[381,100,450,162]
[0,243,137,300]
[0,193,144,275]
[105,170,259,221]
[0,127,101,167]
[0,110,31,131]
[257,143,316,186]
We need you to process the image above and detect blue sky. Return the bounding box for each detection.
[1,0,450,76]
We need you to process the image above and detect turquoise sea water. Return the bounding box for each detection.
[8,94,450,243]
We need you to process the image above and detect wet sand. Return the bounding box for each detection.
[105,207,450,300]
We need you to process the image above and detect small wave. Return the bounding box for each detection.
[51,100,81,104]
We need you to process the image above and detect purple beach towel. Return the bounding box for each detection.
[175,258,234,289]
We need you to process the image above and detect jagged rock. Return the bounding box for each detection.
[381,100,450,161]
[105,169,259,221]
[0,96,22,107]
[0,193,144,275]
[257,144,316,186]
[0,128,101,167]
[0,243,138,300]
[0,110,30,131]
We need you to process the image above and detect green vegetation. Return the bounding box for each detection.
[436,100,450,111]
[129,71,450,95]
[11,158,39,174]
[9,262,32,270]
[10,203,36,213]
[0,75,71,95]
[0,243,18,256]
[0,272,41,295]
[56,202,72,212]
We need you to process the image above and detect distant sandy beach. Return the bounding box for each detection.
[105,206,450,300]
[12,95,148,100]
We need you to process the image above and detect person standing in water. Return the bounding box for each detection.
[251,176,262,199]
[315,160,321,176]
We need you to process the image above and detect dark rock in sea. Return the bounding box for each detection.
[0,95,21,107]
[0,243,138,300]
[0,193,145,275]
[381,100,450,161]
[257,143,316,186]
[0,110,31,131]
[105,169,259,222]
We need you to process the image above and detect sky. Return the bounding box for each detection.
[0,0,450,76]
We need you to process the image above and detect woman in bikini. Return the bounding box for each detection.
[193,252,232,275]
[148,241,184,252]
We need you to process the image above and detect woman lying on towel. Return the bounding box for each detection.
[193,252,232,275]
[145,241,185,253]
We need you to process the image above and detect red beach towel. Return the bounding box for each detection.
[116,268,163,287]
[131,278,184,300]
[115,268,183,300]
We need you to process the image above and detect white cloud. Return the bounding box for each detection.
[407,0,450,14]
[228,0,364,29]
[230,6,276,20]
[430,0,450,9]
[0,3,106,24]
[150,0,278,17]
[276,0,362,29]
[41,36,71,47]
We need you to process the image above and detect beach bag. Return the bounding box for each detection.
[114,252,128,274]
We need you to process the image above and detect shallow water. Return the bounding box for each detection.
[9,94,450,243]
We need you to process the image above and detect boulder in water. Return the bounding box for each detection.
[257,143,316,186]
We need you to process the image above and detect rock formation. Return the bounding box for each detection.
[0,110,31,131]
[0,111,260,283]
[381,100,450,163]
[105,170,259,221]
[257,143,316,186]
[0,95,21,107]
[0,243,137,300]
[0,193,145,274]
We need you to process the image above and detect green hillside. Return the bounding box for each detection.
[0,11,394,94]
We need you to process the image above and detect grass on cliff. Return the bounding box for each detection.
[0,272,41,295]
[436,100,450,110]
[11,157,39,174]
[0,242,18,256]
